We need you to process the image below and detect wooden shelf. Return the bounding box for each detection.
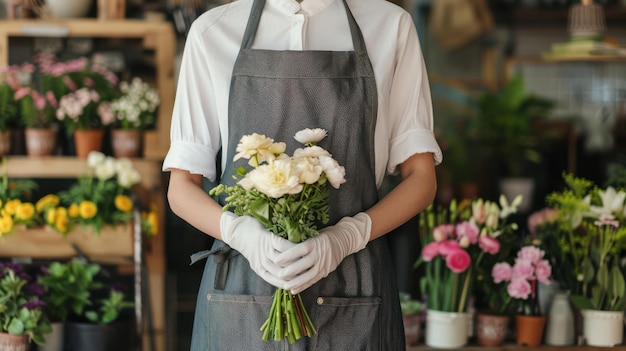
[0,19,176,160]
[510,6,626,22]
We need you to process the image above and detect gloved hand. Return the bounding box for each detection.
[220,212,297,289]
[273,212,372,294]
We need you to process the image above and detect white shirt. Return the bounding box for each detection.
[162,0,443,188]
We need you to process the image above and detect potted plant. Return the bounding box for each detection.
[56,151,140,234]
[0,157,39,236]
[399,292,422,347]
[491,245,553,347]
[37,259,102,351]
[0,262,52,351]
[0,65,23,156]
[416,195,521,348]
[470,76,554,212]
[105,77,160,158]
[14,86,59,157]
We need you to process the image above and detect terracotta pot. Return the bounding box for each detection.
[111,129,142,158]
[476,313,510,347]
[515,314,546,346]
[0,130,11,156]
[73,129,104,159]
[0,332,30,351]
[25,127,58,157]
[403,313,420,347]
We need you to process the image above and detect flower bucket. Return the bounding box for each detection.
[64,321,132,351]
[582,309,624,347]
[476,313,510,346]
[515,314,546,346]
[0,332,29,351]
[73,129,104,159]
[425,309,468,348]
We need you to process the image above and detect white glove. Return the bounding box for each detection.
[220,212,296,289]
[273,212,372,294]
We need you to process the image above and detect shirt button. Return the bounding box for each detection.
[317,297,324,305]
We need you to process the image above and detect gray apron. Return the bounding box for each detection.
[190,0,404,349]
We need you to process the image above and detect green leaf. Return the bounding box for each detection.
[581,256,595,284]
[611,264,625,303]
[597,264,610,290]
[591,285,603,309]
[8,318,25,334]
[570,294,595,310]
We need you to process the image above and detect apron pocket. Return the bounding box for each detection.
[310,296,382,351]
[205,293,282,351]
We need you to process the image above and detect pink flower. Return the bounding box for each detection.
[492,262,512,283]
[438,240,460,257]
[517,246,544,264]
[478,235,500,255]
[421,242,440,262]
[433,224,454,242]
[472,200,488,225]
[507,278,532,300]
[512,258,534,280]
[456,221,479,244]
[445,249,471,273]
[535,259,552,285]
[527,208,559,236]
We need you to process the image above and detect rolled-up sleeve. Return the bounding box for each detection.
[162,22,222,181]
[386,13,442,175]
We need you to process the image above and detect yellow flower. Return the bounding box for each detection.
[0,214,13,234]
[45,208,57,225]
[36,194,60,213]
[4,199,21,215]
[79,201,97,219]
[15,202,35,221]
[114,195,133,213]
[55,214,69,234]
[147,211,158,236]
[68,203,80,218]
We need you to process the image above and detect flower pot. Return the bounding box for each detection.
[582,309,624,347]
[46,0,94,18]
[515,314,546,346]
[38,322,64,351]
[425,309,468,348]
[73,129,104,159]
[64,321,132,351]
[0,130,10,156]
[476,313,510,347]
[111,129,142,158]
[0,332,29,351]
[25,127,58,157]
[402,313,420,347]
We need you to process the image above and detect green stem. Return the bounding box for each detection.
[458,267,472,313]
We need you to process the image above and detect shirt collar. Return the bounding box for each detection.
[266,0,337,16]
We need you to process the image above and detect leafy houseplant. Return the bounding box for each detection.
[37,260,102,323]
[14,87,57,129]
[0,158,39,236]
[0,262,52,345]
[470,76,554,178]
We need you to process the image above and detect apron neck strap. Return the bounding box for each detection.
[241,0,367,55]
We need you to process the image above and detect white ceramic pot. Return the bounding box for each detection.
[46,0,94,18]
[426,309,468,348]
[582,309,624,347]
[38,322,64,351]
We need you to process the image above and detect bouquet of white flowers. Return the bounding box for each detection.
[210,128,346,343]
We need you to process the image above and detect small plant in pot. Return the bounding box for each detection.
[0,262,51,350]
[37,259,102,351]
[399,292,422,347]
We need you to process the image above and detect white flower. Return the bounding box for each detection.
[233,133,280,167]
[118,168,141,188]
[87,151,106,168]
[590,187,626,216]
[243,159,303,198]
[294,128,327,145]
[94,157,117,181]
[293,146,330,159]
[115,158,134,173]
[294,157,323,184]
[499,194,522,218]
[318,155,345,189]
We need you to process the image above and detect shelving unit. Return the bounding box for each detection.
[0,19,176,160]
[0,156,166,351]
